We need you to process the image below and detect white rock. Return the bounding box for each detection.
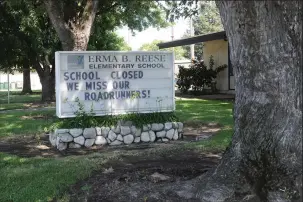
[108,130,117,141]
[57,142,67,150]
[164,122,173,130]
[179,133,183,139]
[58,133,73,142]
[173,130,178,140]
[117,134,123,141]
[178,122,184,132]
[166,129,175,140]
[142,125,149,131]
[150,172,170,182]
[135,128,142,137]
[69,128,83,137]
[69,143,81,149]
[95,127,102,135]
[124,134,134,144]
[83,128,97,139]
[106,138,111,143]
[101,127,110,137]
[134,137,140,143]
[141,132,150,142]
[120,126,131,136]
[95,136,107,145]
[131,126,137,135]
[84,139,95,148]
[162,138,169,142]
[55,129,69,134]
[49,132,57,147]
[172,122,178,129]
[74,136,85,145]
[111,125,121,134]
[157,139,162,142]
[149,131,156,142]
[151,123,164,131]
[110,140,122,146]
[156,131,166,138]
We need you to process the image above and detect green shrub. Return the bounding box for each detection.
[176,56,227,94]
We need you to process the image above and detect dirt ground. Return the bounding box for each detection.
[0,121,228,202]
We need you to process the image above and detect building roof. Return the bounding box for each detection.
[157,31,226,49]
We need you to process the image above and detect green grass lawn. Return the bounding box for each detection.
[0,98,234,202]
[0,90,42,104]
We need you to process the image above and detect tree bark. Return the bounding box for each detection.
[193,1,302,201]
[43,0,98,51]
[21,61,32,94]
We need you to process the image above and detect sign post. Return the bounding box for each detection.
[55,51,175,118]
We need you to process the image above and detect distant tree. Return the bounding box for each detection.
[139,40,187,60]
[182,1,224,60]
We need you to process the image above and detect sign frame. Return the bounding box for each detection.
[55,51,175,118]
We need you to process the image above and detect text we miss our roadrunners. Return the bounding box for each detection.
[63,70,151,101]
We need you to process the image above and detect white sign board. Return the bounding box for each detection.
[55,51,175,118]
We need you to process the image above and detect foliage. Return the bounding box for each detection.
[182,1,224,60]
[139,39,186,60]
[176,56,227,93]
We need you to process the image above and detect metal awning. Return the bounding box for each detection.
[157,31,226,49]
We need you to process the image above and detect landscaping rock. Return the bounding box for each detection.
[124,134,134,144]
[74,136,85,145]
[49,132,57,147]
[83,128,96,139]
[177,122,184,132]
[110,140,122,146]
[106,138,111,144]
[162,138,169,142]
[131,126,137,135]
[135,128,141,137]
[172,122,178,129]
[95,127,102,135]
[141,132,150,142]
[84,139,95,147]
[117,134,123,141]
[149,131,156,142]
[111,125,121,134]
[164,122,173,130]
[69,128,83,137]
[173,130,179,140]
[57,142,67,151]
[95,136,107,145]
[120,126,131,136]
[134,137,140,143]
[142,125,149,131]
[156,130,166,138]
[101,127,110,137]
[166,129,175,140]
[69,143,81,149]
[150,172,170,182]
[58,133,73,142]
[119,120,132,126]
[108,130,117,141]
[55,129,69,134]
[151,123,164,131]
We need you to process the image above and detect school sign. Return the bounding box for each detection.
[55,51,175,118]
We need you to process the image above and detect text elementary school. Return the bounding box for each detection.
[55,51,175,118]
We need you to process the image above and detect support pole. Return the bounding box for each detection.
[7,72,10,104]
[190,16,195,59]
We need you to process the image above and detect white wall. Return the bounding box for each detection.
[0,71,41,91]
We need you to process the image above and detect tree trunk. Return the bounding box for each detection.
[21,62,32,94]
[34,61,55,102]
[193,1,302,201]
[44,0,98,51]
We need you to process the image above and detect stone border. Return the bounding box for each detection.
[49,121,184,150]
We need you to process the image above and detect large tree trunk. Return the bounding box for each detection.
[34,60,55,102]
[21,61,32,94]
[43,0,98,51]
[193,1,302,202]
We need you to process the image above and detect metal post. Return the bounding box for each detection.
[190,16,195,59]
[7,72,10,104]
[171,24,175,52]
